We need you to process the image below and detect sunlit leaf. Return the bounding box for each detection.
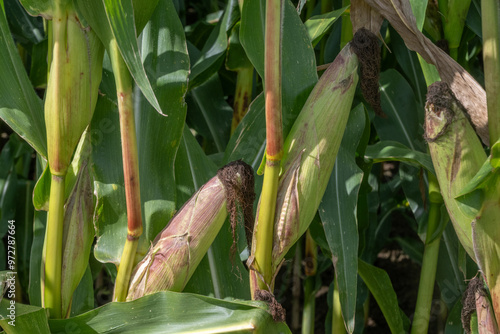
[48,291,290,333]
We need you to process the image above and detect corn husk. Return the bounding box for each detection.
[249,43,359,275]
[126,176,227,300]
[45,7,104,175]
[60,133,94,317]
[424,81,487,261]
[127,161,254,300]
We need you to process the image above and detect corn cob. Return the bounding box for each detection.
[425,81,486,261]
[127,161,254,300]
[248,43,359,288]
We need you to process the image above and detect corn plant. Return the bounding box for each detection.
[0,0,498,333]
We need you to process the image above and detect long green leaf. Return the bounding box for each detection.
[5,0,44,45]
[189,0,239,89]
[28,209,46,307]
[358,259,406,334]
[0,299,50,334]
[389,26,426,108]
[0,5,46,157]
[305,7,348,47]
[48,291,290,333]
[375,69,425,152]
[102,0,162,114]
[188,74,233,153]
[319,104,365,333]
[375,70,427,225]
[364,141,435,174]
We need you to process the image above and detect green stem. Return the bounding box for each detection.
[291,239,303,331]
[43,3,68,318]
[481,0,500,145]
[302,277,316,334]
[251,0,283,294]
[411,173,444,334]
[340,0,352,49]
[319,0,332,64]
[109,39,143,302]
[302,231,317,334]
[114,236,139,301]
[44,174,65,318]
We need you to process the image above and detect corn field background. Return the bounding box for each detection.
[0,0,499,333]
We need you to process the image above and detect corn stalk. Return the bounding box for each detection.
[250,0,284,294]
[43,1,103,317]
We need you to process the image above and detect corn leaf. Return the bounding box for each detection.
[375,70,425,152]
[27,210,46,307]
[187,74,233,153]
[0,6,46,158]
[0,299,51,334]
[226,22,252,71]
[189,0,239,89]
[364,141,435,174]
[358,259,407,334]
[48,291,290,333]
[305,7,348,47]
[388,26,426,107]
[17,0,53,17]
[318,103,366,333]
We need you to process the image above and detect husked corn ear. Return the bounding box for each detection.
[425,82,486,260]
[127,161,254,300]
[250,44,359,270]
[45,7,104,175]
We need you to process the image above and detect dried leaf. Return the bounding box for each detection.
[351,0,383,35]
[363,0,489,145]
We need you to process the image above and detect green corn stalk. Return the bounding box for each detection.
[481,0,500,145]
[438,0,472,60]
[249,43,359,290]
[43,1,103,318]
[424,81,486,261]
[302,231,317,334]
[251,0,284,294]
[127,162,253,300]
[411,173,446,334]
